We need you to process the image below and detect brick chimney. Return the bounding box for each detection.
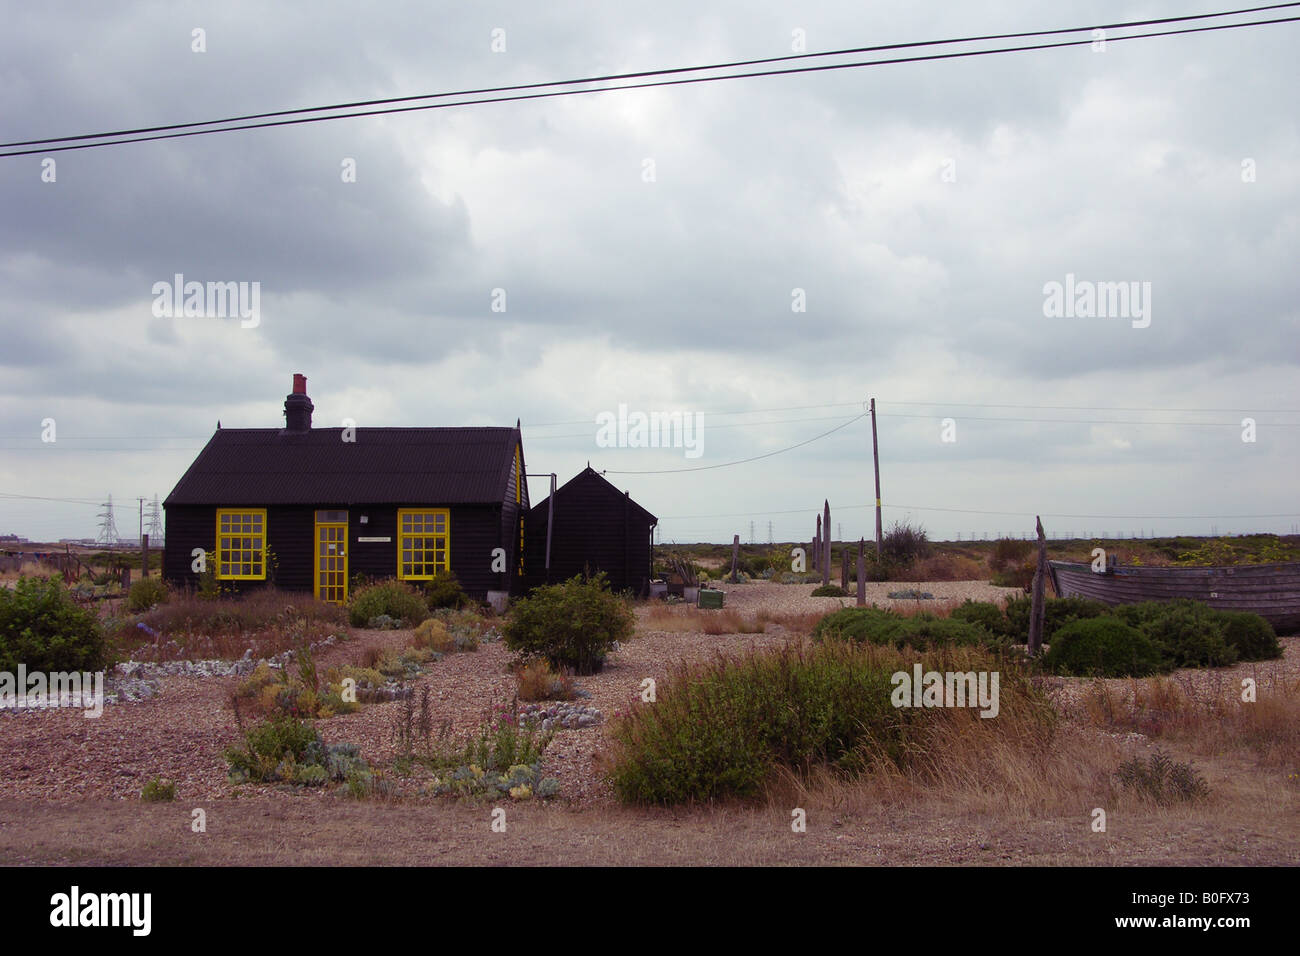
[284,374,313,431]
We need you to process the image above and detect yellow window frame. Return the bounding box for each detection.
[215,508,267,580]
[515,444,522,504]
[397,508,450,580]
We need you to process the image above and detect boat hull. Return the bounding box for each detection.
[1048,561,1300,635]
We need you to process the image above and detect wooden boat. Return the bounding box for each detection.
[1049,560,1300,634]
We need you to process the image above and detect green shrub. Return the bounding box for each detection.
[881,520,930,566]
[880,615,1001,651]
[991,561,1036,590]
[1113,600,1237,669]
[739,553,777,578]
[1004,596,1112,643]
[125,577,169,612]
[1216,610,1282,661]
[810,606,900,644]
[990,537,1032,571]
[140,777,176,802]
[348,579,429,627]
[813,607,999,650]
[810,584,848,597]
[425,570,471,610]
[0,576,109,673]
[1042,617,1168,677]
[606,642,1049,804]
[1115,749,1209,804]
[225,714,368,786]
[503,573,634,675]
[950,599,1010,638]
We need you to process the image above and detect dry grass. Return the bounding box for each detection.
[1079,671,1300,771]
[110,587,348,661]
[642,604,769,635]
[515,659,578,701]
[911,553,988,581]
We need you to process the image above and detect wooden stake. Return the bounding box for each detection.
[1028,516,1047,656]
[142,534,149,578]
[822,500,831,588]
[840,545,849,591]
[730,534,740,583]
[856,538,866,606]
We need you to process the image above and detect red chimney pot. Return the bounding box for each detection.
[293,374,307,395]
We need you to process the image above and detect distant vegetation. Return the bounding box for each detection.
[654,533,1300,589]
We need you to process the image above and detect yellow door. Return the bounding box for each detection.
[314,522,348,604]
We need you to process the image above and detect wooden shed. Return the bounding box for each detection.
[162,375,528,604]
[523,466,657,596]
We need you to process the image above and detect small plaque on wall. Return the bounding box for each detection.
[356,536,392,543]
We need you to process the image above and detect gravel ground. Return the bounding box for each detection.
[712,579,1024,614]
[0,580,1289,810]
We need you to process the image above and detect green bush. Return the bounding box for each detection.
[810,584,848,597]
[125,577,169,613]
[224,714,368,786]
[140,777,176,802]
[813,607,999,650]
[1004,596,1112,644]
[1042,617,1168,677]
[991,561,1036,590]
[1115,749,1209,805]
[606,642,1049,804]
[880,615,1001,651]
[424,570,471,610]
[0,576,109,673]
[1113,600,1237,669]
[990,537,1032,571]
[950,599,1010,638]
[347,579,429,627]
[810,606,900,644]
[881,520,930,566]
[1216,611,1282,662]
[503,573,634,675]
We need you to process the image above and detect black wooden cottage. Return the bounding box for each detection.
[524,466,658,596]
[163,376,528,604]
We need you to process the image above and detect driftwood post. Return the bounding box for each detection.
[813,516,821,571]
[730,534,740,583]
[1028,516,1048,656]
[142,533,149,579]
[840,545,849,591]
[856,538,866,606]
[822,500,831,588]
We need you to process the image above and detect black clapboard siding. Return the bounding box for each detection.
[161,505,212,587]
[164,503,509,600]
[524,467,656,595]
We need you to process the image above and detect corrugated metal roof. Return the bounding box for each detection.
[164,427,520,506]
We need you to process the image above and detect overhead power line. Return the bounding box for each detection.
[599,412,869,474]
[523,396,1300,427]
[659,502,1300,520]
[3,5,1299,157]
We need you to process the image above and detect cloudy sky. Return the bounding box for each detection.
[1,0,1296,545]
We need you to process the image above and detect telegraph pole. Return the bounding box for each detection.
[870,398,882,557]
